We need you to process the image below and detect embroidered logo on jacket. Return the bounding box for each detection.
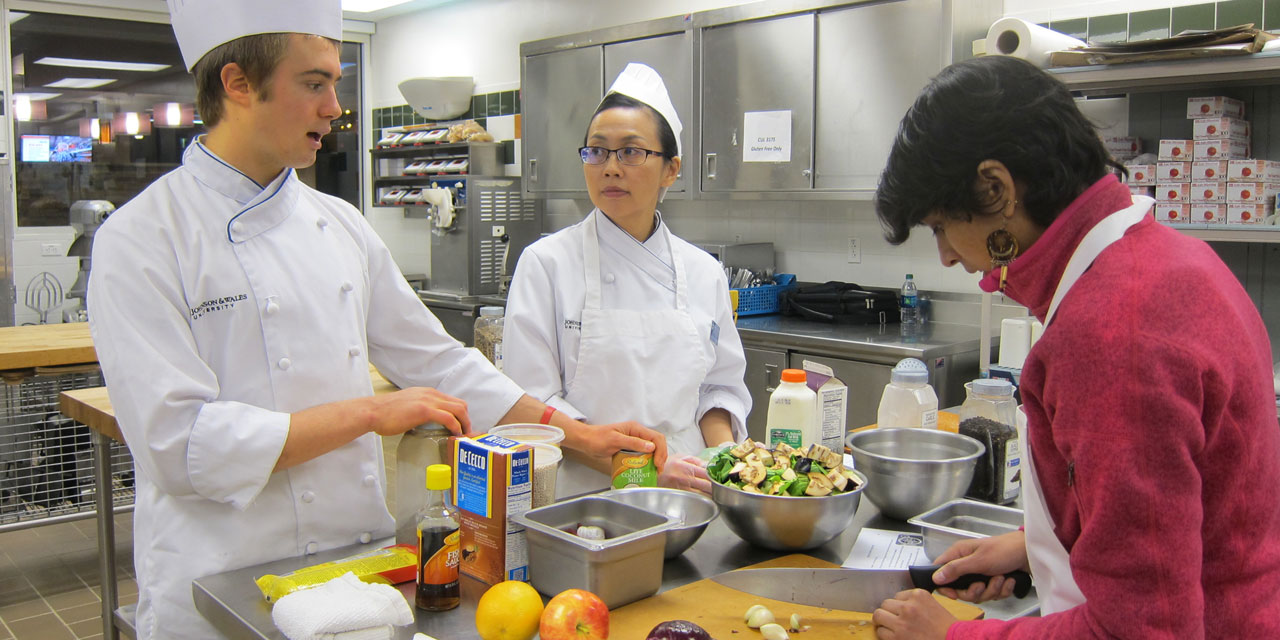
[564,319,581,331]
[190,294,248,320]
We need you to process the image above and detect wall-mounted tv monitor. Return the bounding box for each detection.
[21,135,92,163]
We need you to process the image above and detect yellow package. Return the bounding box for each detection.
[255,543,417,602]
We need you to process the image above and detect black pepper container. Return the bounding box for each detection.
[958,379,1022,504]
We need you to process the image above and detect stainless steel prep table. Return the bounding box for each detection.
[192,499,1036,639]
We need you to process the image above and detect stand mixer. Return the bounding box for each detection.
[62,200,114,323]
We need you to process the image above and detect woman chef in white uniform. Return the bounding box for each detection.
[504,64,751,494]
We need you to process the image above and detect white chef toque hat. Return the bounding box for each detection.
[602,63,683,157]
[167,0,344,71]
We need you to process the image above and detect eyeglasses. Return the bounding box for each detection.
[578,146,667,166]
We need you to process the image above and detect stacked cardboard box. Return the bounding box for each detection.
[1147,96,1263,225]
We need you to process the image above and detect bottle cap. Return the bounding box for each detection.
[971,378,1015,396]
[479,306,504,317]
[890,357,929,384]
[426,463,452,490]
[410,423,451,437]
[780,368,807,383]
[906,273,913,279]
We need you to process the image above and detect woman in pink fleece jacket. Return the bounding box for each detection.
[870,55,1280,639]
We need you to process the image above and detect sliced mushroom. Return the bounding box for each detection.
[804,471,834,496]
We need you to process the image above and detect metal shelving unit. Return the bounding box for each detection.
[0,365,133,532]
[1050,51,1280,96]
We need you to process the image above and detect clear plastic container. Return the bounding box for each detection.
[766,369,819,449]
[876,358,939,429]
[487,423,566,447]
[395,423,452,545]
[529,443,563,508]
[474,306,504,371]
[899,274,920,326]
[959,379,1021,504]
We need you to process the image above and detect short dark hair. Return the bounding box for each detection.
[584,92,678,160]
[875,55,1125,244]
[192,33,339,128]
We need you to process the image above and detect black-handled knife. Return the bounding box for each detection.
[710,566,1033,612]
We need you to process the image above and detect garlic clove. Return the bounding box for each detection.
[760,622,790,640]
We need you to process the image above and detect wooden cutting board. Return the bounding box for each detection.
[610,554,982,638]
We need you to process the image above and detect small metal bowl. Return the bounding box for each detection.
[710,468,867,551]
[600,487,719,559]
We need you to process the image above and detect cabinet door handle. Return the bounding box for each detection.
[529,158,538,182]
[705,153,717,180]
[802,168,812,178]
[763,362,780,393]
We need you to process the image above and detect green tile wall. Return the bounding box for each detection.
[1088,14,1129,43]
[373,89,519,130]
[1217,0,1264,28]
[1130,9,1171,40]
[1045,1,1280,44]
[1171,4,1216,34]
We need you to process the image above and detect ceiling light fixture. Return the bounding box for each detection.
[125,112,140,136]
[14,95,30,121]
[35,57,169,73]
[46,78,116,89]
[17,92,60,102]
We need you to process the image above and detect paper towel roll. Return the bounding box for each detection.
[986,17,1086,68]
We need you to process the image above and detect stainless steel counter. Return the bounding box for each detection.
[192,499,1036,640]
[736,316,993,365]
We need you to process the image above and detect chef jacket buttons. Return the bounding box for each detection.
[348,346,361,357]
[358,532,372,544]
[265,302,279,315]
[604,273,616,284]
[301,490,315,503]
[305,542,318,554]
[231,222,244,235]
[363,474,376,487]
[341,282,354,293]
[278,357,291,370]
[316,218,329,228]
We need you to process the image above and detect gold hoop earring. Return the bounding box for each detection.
[987,200,1020,290]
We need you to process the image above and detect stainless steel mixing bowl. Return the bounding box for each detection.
[710,468,867,551]
[846,428,985,520]
[600,487,719,559]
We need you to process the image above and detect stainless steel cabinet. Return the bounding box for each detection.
[742,346,787,442]
[522,47,603,196]
[604,33,693,195]
[814,0,945,191]
[700,13,815,192]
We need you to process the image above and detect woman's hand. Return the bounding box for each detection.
[873,589,957,640]
[658,455,712,494]
[932,530,1030,603]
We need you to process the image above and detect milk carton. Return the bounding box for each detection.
[453,435,533,586]
[802,360,848,452]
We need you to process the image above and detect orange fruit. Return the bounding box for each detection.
[475,580,544,640]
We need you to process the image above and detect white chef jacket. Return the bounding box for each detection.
[86,139,525,640]
[503,209,750,473]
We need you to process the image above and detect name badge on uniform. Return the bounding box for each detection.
[710,321,720,346]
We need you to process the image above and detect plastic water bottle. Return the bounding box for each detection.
[876,358,939,429]
[900,274,920,327]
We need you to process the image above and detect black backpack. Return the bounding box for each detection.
[782,282,900,324]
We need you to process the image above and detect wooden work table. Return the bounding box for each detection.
[0,321,96,370]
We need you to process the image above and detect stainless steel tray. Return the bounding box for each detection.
[908,498,1023,560]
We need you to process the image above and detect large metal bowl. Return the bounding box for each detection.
[710,468,867,551]
[600,487,719,559]
[847,428,985,520]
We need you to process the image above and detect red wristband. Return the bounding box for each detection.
[539,406,557,425]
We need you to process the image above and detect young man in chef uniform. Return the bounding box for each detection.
[87,2,666,638]
[503,64,751,494]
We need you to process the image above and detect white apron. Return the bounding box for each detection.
[558,211,711,494]
[1019,196,1152,614]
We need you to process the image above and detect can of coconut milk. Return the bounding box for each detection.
[611,450,657,489]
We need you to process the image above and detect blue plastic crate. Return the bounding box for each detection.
[733,273,796,316]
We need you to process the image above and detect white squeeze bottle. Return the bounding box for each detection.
[767,369,819,449]
[876,358,939,429]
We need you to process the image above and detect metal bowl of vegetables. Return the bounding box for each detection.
[707,440,867,551]
[600,487,719,559]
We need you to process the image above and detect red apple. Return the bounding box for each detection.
[539,589,609,640]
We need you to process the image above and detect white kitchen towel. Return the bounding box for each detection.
[271,572,414,640]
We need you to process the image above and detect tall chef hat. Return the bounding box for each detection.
[167,0,344,71]
[602,63,683,157]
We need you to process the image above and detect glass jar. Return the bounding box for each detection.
[474,306,504,371]
[959,379,1021,504]
[394,423,452,545]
